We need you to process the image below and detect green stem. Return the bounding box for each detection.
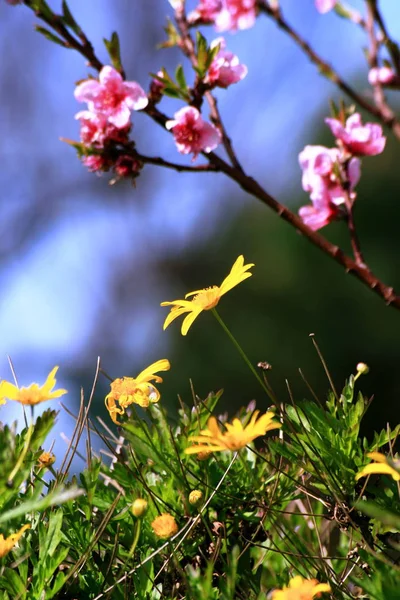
[212,308,277,406]
[8,420,34,483]
[128,520,141,560]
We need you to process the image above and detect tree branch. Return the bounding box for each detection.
[258,1,400,139]
[24,1,400,312]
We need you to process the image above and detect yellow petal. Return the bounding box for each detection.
[366,452,387,463]
[42,366,59,393]
[289,576,305,589]
[136,359,170,383]
[356,463,400,481]
[181,309,202,336]
[313,583,331,595]
[185,444,226,454]
[163,306,191,330]
[0,381,20,401]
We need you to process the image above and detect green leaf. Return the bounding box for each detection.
[45,571,67,600]
[103,32,123,72]
[0,486,83,524]
[0,568,27,598]
[356,500,400,530]
[31,409,57,452]
[35,26,67,48]
[175,65,187,91]
[61,1,83,37]
[30,0,54,20]
[39,509,63,560]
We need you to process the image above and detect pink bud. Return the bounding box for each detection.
[368,66,396,86]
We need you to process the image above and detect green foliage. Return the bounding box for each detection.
[0,364,398,599]
[103,32,123,73]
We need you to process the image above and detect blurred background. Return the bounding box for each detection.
[0,0,399,461]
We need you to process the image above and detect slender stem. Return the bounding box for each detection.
[127,520,141,560]
[8,419,34,483]
[135,151,219,173]
[258,1,400,138]
[212,308,277,406]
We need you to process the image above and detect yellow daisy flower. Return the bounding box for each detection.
[355,452,400,482]
[105,359,170,424]
[185,410,281,455]
[272,575,331,599]
[0,524,30,559]
[0,367,67,406]
[151,513,178,539]
[161,255,254,335]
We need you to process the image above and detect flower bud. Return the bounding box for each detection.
[131,498,148,518]
[356,363,369,375]
[189,490,203,505]
[38,451,56,468]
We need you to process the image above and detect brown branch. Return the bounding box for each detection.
[345,203,365,268]
[366,0,400,76]
[258,1,400,139]
[365,1,400,132]
[134,151,219,173]
[24,1,400,312]
[204,150,400,309]
[25,0,104,72]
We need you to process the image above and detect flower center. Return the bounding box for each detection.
[110,378,138,400]
[18,386,42,405]
[191,286,221,310]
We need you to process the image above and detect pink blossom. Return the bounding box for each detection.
[189,0,223,23]
[299,204,339,231]
[325,113,386,156]
[74,66,148,129]
[298,145,360,231]
[205,38,247,88]
[75,110,130,147]
[215,0,257,32]
[315,0,337,13]
[368,66,396,86]
[189,0,257,31]
[166,106,221,158]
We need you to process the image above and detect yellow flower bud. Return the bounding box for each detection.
[38,451,56,468]
[189,490,203,505]
[131,498,148,518]
[151,513,178,539]
[356,363,369,375]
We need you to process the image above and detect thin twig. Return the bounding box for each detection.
[258,1,400,138]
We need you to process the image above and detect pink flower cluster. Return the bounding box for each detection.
[205,38,248,88]
[189,0,257,32]
[166,107,221,158]
[74,66,148,176]
[299,113,386,231]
